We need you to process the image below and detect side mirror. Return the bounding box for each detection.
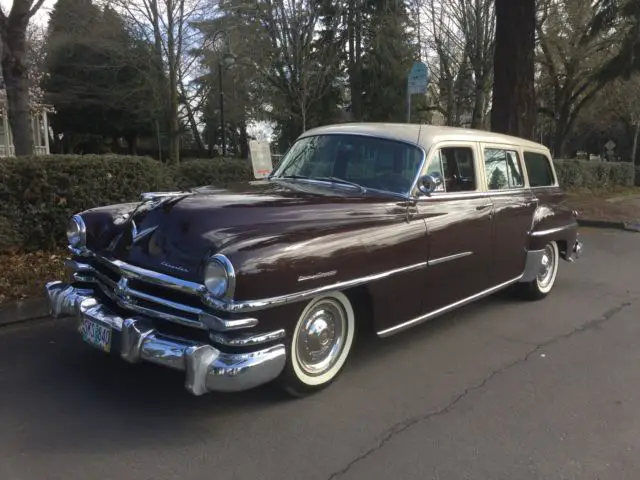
[417,173,443,196]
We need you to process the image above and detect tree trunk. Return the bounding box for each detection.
[471,86,486,129]
[2,24,33,156]
[125,133,138,155]
[490,0,537,140]
[239,120,249,159]
[347,0,363,121]
[166,0,180,164]
[632,121,640,164]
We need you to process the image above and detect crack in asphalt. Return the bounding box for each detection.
[326,300,633,480]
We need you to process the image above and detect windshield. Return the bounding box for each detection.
[271,134,424,195]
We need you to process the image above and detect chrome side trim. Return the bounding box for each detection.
[203,261,429,313]
[529,225,574,237]
[377,275,523,337]
[209,329,286,347]
[428,251,473,266]
[71,251,431,315]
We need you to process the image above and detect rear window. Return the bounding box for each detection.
[523,152,555,187]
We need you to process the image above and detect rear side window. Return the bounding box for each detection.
[523,152,555,187]
[484,148,524,190]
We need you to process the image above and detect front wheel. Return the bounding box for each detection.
[278,291,356,397]
[518,241,560,300]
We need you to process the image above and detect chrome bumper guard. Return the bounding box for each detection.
[45,281,287,395]
[566,238,583,262]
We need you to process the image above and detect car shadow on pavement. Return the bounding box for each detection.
[0,291,519,455]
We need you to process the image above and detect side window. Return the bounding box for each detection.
[523,151,555,187]
[484,148,524,190]
[425,146,477,193]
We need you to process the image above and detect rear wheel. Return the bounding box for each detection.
[518,241,560,300]
[278,291,356,397]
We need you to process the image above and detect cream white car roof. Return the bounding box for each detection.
[299,123,550,155]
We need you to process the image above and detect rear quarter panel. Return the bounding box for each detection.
[523,147,580,254]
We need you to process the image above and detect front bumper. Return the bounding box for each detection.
[45,281,287,395]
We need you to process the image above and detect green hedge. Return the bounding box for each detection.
[0,154,636,253]
[553,159,636,190]
[0,155,253,253]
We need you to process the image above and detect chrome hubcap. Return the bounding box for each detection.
[296,300,346,376]
[537,244,556,288]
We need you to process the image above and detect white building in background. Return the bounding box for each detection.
[0,103,51,156]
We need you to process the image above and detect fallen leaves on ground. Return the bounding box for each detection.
[0,249,68,304]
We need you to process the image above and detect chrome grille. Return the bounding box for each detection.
[68,255,208,330]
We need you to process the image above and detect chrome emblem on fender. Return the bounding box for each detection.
[161,261,190,273]
[131,221,158,244]
[297,271,338,282]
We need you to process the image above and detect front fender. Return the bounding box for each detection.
[222,203,427,303]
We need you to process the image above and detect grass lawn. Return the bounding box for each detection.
[566,187,640,223]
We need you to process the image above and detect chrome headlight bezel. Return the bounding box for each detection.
[203,254,236,300]
[66,214,87,248]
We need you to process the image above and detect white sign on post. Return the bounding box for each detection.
[407,61,429,123]
[408,62,429,95]
[249,140,273,179]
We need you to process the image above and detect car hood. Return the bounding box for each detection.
[81,179,405,281]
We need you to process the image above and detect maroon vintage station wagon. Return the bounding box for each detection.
[46,123,583,397]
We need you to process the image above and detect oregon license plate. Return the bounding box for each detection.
[79,317,112,353]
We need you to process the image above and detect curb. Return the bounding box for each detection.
[578,218,640,232]
[0,297,49,327]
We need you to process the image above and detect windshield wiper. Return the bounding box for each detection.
[316,176,366,192]
[274,174,310,180]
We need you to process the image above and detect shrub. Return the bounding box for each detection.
[0,155,253,253]
[171,158,253,190]
[553,159,635,190]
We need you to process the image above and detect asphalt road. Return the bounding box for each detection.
[1,228,639,480]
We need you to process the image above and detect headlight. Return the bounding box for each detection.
[204,254,236,299]
[66,214,86,247]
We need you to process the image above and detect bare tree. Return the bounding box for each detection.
[598,76,640,162]
[418,0,494,128]
[259,0,339,135]
[537,0,626,156]
[0,0,48,156]
[109,0,209,163]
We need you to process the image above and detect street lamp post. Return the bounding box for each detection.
[212,31,237,157]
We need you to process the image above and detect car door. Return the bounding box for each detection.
[415,141,495,314]
[480,143,538,285]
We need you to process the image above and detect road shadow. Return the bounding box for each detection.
[0,289,524,456]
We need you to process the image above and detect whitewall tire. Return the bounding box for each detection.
[279,291,356,397]
[519,241,560,300]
